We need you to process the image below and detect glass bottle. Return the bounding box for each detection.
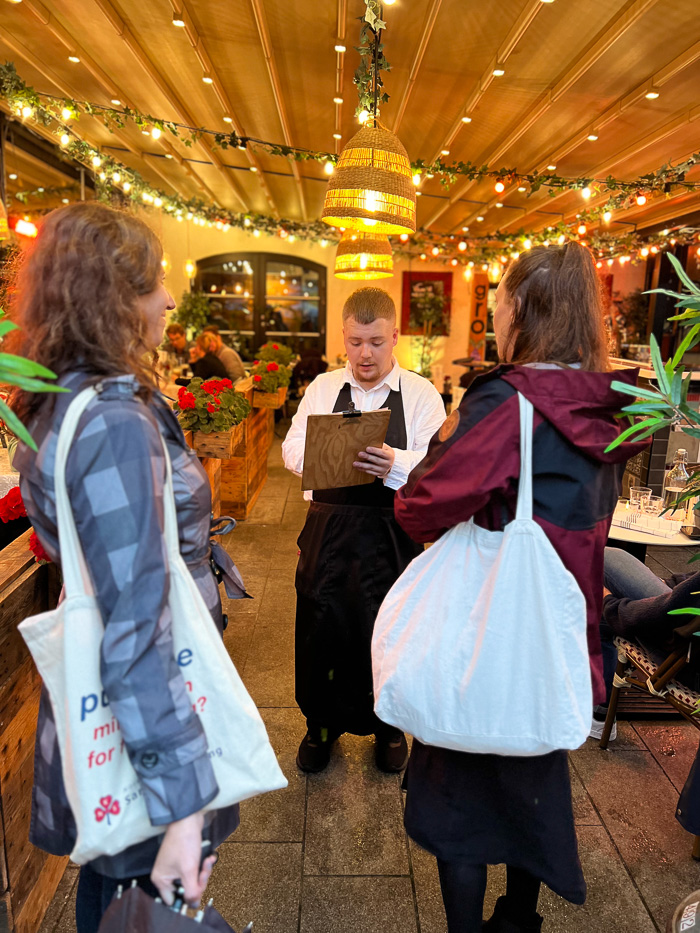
[663,448,690,519]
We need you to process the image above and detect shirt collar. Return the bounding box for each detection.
[345,357,400,394]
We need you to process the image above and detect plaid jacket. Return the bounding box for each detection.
[15,371,240,877]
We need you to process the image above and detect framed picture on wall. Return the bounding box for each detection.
[401,271,452,335]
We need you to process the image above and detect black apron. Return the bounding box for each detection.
[295,380,423,735]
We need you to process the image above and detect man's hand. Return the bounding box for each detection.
[354,444,396,478]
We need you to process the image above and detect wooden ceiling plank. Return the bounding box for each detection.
[391,0,442,135]
[425,0,661,230]
[497,103,700,233]
[166,0,279,216]
[9,3,218,205]
[458,35,700,231]
[89,0,251,212]
[334,0,347,148]
[248,0,307,220]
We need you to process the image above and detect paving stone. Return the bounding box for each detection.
[539,825,657,932]
[573,746,700,928]
[243,619,297,708]
[223,614,257,672]
[571,721,647,757]
[38,865,79,933]
[570,760,601,825]
[408,839,446,933]
[235,708,307,843]
[244,498,287,525]
[205,842,301,933]
[301,876,417,933]
[634,721,699,793]
[304,734,409,876]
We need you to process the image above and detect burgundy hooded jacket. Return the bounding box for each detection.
[394,363,647,706]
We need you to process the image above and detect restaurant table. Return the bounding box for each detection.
[607,507,697,562]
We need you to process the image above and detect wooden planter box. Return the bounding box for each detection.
[253,386,287,409]
[0,531,66,933]
[193,420,245,459]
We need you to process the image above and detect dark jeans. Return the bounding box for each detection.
[76,863,159,933]
[600,547,671,702]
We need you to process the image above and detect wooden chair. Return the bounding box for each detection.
[600,636,700,858]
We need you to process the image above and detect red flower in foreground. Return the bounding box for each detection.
[221,378,233,389]
[206,402,216,413]
[178,391,196,410]
[0,487,27,523]
[266,362,279,372]
[29,531,51,564]
[253,374,262,383]
[202,379,223,396]
[272,344,279,350]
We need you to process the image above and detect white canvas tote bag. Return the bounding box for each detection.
[19,387,287,864]
[372,392,592,756]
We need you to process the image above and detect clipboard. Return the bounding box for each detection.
[301,405,391,491]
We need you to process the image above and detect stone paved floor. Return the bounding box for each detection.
[39,434,700,933]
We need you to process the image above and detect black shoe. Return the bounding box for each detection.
[296,732,334,773]
[375,731,409,773]
[483,897,543,932]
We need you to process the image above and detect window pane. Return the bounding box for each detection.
[264,298,319,335]
[266,261,319,299]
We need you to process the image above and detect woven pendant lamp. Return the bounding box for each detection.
[322,123,416,236]
[334,231,394,280]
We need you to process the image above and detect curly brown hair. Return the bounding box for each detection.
[503,241,609,372]
[9,202,163,421]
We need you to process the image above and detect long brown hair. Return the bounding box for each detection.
[9,202,163,422]
[502,241,609,371]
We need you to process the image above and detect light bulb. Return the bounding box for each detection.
[172,14,185,26]
[518,186,527,192]
[250,166,257,172]
[511,252,519,260]
[324,161,334,175]
[650,246,658,253]
[546,164,557,171]
[468,261,475,268]
[412,173,421,186]
[185,260,195,279]
[21,105,33,118]
[577,224,586,235]
[151,127,161,140]
[476,215,484,222]
[645,90,659,99]
[458,241,467,251]
[400,233,409,242]
[333,96,344,104]
[464,268,473,281]
[462,116,472,123]
[123,182,131,192]
[596,261,602,268]
[99,172,106,181]
[334,43,346,52]
[496,202,503,208]
[111,99,122,106]
[558,234,566,245]
[641,248,649,257]
[92,155,101,167]
[223,116,233,123]
[482,263,489,271]
[365,190,378,213]
[441,149,450,156]
[451,259,458,266]
[202,75,213,84]
[288,235,296,243]
[432,246,439,256]
[581,186,591,199]
[68,55,80,63]
[359,254,369,270]
[333,133,342,140]
[112,172,121,183]
[358,109,370,124]
[61,107,73,120]
[384,0,396,4]
[636,193,647,206]
[462,226,469,232]
[607,259,614,266]
[603,210,612,223]
[494,179,505,193]
[523,239,532,250]
[493,68,505,77]
[253,229,260,237]
[587,133,598,141]
[60,133,70,146]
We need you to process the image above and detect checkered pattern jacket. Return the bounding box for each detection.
[15,372,240,877]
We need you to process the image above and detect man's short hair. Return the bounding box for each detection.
[165,322,185,337]
[342,287,396,325]
[202,324,220,336]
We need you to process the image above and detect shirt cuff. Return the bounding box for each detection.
[384,448,413,491]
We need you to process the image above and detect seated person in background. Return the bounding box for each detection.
[292,346,327,397]
[201,325,246,382]
[188,332,229,381]
[162,322,192,364]
[594,545,700,740]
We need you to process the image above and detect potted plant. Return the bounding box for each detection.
[257,341,296,366]
[409,289,450,379]
[251,359,292,409]
[170,290,211,338]
[174,376,251,458]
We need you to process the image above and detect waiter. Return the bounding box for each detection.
[282,287,445,773]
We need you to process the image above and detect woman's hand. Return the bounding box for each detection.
[151,811,217,907]
[353,444,396,478]
[603,586,612,599]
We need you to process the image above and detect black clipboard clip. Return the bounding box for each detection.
[342,402,362,418]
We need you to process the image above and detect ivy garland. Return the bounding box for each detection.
[2,61,699,208]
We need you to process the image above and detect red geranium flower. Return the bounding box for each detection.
[272,344,279,350]
[266,362,279,372]
[0,487,27,523]
[207,403,216,413]
[29,531,50,564]
[179,391,196,410]
[253,360,259,366]
[215,397,221,405]
[221,378,232,389]
[253,374,262,383]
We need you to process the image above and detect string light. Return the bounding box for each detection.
[494,178,505,193]
[324,161,334,175]
[21,105,33,118]
[333,133,342,140]
[122,181,131,192]
[476,215,484,222]
[111,99,121,106]
[451,258,458,266]
[202,75,213,84]
[91,155,101,167]
[333,96,344,104]
[151,127,162,140]
[412,173,421,186]
[68,56,80,63]
[99,172,107,181]
[60,133,70,146]
[546,164,557,171]
[577,223,586,235]
[458,241,467,251]
[493,68,505,77]
[607,258,614,266]
[496,202,503,208]
[523,239,532,250]
[464,267,473,281]
[558,234,566,245]
[432,246,440,256]
[518,186,527,192]
[636,192,647,206]
[334,43,346,52]
[441,149,450,156]
[640,247,649,257]
[112,172,121,183]
[61,107,73,120]
[462,116,472,123]
[603,210,612,223]
[645,90,660,99]
[581,186,591,199]
[358,110,370,124]
[587,133,599,141]
[223,116,233,123]
[400,233,409,242]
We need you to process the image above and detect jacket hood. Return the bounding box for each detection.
[493,364,648,464]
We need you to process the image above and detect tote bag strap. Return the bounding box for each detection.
[514,392,534,522]
[54,387,100,598]
[54,387,180,598]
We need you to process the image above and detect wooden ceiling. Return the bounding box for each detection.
[1,0,699,239]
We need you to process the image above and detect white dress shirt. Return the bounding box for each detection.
[282,359,446,500]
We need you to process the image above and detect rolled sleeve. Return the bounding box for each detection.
[384,380,446,491]
[67,398,218,826]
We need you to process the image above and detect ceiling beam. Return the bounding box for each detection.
[10,1,219,205]
[88,0,252,213]
[391,0,442,135]
[333,0,347,150]
[423,0,660,229]
[249,0,307,220]
[459,36,700,232]
[167,0,278,215]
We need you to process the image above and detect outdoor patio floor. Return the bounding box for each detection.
[39,433,700,933]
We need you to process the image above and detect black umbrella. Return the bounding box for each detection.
[98,884,252,933]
